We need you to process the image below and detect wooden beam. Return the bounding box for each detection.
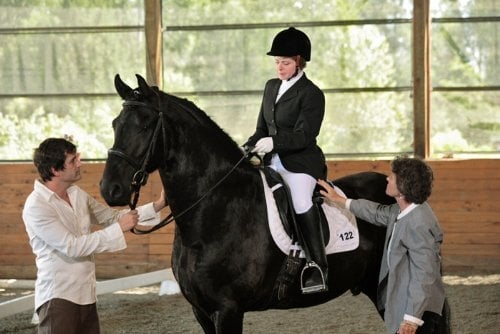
[413,0,431,158]
[144,0,163,87]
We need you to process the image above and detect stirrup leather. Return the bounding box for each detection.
[300,261,327,294]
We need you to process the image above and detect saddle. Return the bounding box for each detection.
[263,167,330,243]
[262,167,330,300]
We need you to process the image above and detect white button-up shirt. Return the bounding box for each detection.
[22,180,161,310]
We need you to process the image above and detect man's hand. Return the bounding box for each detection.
[119,210,139,232]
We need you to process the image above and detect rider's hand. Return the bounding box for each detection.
[252,137,273,153]
[119,210,139,232]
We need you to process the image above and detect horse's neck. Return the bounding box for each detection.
[158,148,250,204]
[158,149,240,202]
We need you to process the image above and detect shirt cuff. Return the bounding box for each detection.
[104,222,127,251]
[345,198,353,210]
[404,314,424,326]
[136,202,161,226]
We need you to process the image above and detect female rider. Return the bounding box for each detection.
[244,27,327,294]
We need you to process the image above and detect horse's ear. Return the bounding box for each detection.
[114,74,134,100]
[136,74,149,89]
[136,74,159,100]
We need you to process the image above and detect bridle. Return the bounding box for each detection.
[108,100,164,209]
[107,99,251,235]
[107,100,172,234]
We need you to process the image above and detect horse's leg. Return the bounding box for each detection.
[213,309,244,334]
[192,306,216,334]
[192,306,244,334]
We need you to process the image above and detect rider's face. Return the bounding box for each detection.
[274,57,297,80]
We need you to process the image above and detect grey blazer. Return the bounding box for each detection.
[244,74,326,179]
[349,199,446,334]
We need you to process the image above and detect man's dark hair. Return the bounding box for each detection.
[391,155,434,204]
[33,138,77,182]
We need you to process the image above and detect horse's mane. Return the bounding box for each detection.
[159,90,243,154]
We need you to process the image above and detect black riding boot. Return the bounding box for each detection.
[296,206,328,294]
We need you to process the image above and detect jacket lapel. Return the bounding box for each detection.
[275,74,309,104]
[263,80,281,110]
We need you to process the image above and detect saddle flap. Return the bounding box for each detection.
[263,167,329,244]
[263,167,295,237]
[260,170,359,257]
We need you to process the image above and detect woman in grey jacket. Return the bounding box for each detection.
[318,156,449,334]
[244,27,327,294]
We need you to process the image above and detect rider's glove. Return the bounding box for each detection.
[252,137,273,153]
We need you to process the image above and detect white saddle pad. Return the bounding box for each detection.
[260,171,359,258]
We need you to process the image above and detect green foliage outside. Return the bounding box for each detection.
[0,0,498,160]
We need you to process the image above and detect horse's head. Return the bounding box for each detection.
[100,74,163,206]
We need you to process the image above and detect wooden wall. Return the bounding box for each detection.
[0,159,498,279]
[0,162,172,279]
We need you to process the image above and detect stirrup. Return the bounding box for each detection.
[300,261,328,294]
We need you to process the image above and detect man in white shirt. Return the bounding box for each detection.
[22,138,166,334]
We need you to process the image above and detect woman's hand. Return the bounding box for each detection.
[252,137,273,153]
[397,320,418,334]
[317,179,347,206]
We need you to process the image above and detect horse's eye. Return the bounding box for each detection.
[139,123,151,133]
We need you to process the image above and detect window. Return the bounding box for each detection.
[163,0,415,157]
[430,1,500,157]
[0,0,146,159]
[1,0,498,160]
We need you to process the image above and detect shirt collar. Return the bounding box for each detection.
[397,202,419,220]
[281,69,303,86]
[34,179,56,201]
[276,70,304,102]
[34,179,76,202]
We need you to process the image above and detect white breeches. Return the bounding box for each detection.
[269,154,316,214]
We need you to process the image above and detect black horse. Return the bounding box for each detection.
[100,74,394,333]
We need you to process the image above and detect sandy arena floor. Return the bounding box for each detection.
[1,273,499,334]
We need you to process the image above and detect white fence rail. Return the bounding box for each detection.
[0,269,179,320]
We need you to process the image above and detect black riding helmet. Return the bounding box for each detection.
[267,27,311,61]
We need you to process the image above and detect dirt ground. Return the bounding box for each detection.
[1,273,499,334]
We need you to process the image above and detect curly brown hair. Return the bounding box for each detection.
[391,156,434,204]
[33,138,77,182]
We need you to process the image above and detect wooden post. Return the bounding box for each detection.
[413,0,431,158]
[144,0,163,88]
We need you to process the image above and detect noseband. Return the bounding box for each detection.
[107,100,164,211]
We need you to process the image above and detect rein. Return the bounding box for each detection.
[108,99,252,235]
[132,152,249,235]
